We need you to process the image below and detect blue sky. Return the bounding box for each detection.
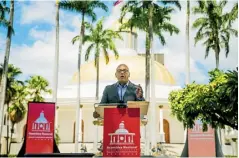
[0,1,111,45]
[0,0,238,88]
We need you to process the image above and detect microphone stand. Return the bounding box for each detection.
[117,100,127,108]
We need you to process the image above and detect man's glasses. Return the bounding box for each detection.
[116,69,129,73]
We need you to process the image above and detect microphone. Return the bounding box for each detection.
[117,100,127,108]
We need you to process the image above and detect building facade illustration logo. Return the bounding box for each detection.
[108,121,135,145]
[32,110,51,132]
[106,121,138,156]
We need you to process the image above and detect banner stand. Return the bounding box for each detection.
[94,101,149,157]
[16,102,94,157]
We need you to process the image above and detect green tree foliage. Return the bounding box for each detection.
[169,68,238,131]
[0,0,11,29]
[26,76,52,102]
[120,1,181,46]
[192,0,238,68]
[0,64,23,105]
[0,64,53,152]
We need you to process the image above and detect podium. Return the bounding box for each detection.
[94,101,149,157]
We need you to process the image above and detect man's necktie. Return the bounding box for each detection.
[120,87,123,101]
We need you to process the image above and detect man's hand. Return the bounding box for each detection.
[93,111,100,118]
[136,84,143,98]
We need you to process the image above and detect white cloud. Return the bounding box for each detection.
[29,27,54,42]
[19,1,83,28]
[71,16,82,30]
[59,10,84,31]
[6,27,79,89]
[13,1,94,88]
[103,1,125,29]
[0,27,93,91]
[20,1,56,25]
[0,33,6,53]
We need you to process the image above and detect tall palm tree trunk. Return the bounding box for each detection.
[8,123,14,154]
[96,60,99,100]
[145,32,150,101]
[53,0,60,133]
[144,2,155,155]
[75,12,85,153]
[184,0,191,144]
[144,23,151,157]
[215,44,221,144]
[148,1,157,150]
[95,45,100,101]
[186,0,190,84]
[6,105,9,154]
[0,0,14,153]
[215,50,219,69]
[214,30,220,69]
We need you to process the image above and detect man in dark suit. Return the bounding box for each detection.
[93,64,145,118]
[100,64,145,103]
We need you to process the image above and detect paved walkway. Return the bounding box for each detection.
[159,143,184,156]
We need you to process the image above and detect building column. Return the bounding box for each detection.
[236,139,238,156]
[144,117,150,155]
[135,33,138,52]
[141,119,148,154]
[93,120,98,153]
[129,33,132,49]
[159,105,165,143]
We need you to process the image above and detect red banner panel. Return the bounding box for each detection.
[188,120,216,157]
[103,108,140,157]
[25,102,55,154]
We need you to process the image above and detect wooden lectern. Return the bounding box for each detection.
[94,101,149,157]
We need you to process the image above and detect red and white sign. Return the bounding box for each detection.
[103,108,140,157]
[188,120,216,157]
[25,102,55,154]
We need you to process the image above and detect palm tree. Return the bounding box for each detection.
[120,1,181,100]
[0,64,23,105]
[120,1,181,152]
[192,0,238,69]
[8,82,27,153]
[226,2,238,27]
[72,18,122,100]
[0,0,14,153]
[0,0,9,28]
[26,76,52,102]
[0,64,23,154]
[59,0,108,152]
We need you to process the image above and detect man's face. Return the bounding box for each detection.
[115,65,130,84]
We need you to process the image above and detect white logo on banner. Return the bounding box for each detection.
[106,121,138,156]
[32,111,51,132]
[108,121,135,145]
[28,110,53,140]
